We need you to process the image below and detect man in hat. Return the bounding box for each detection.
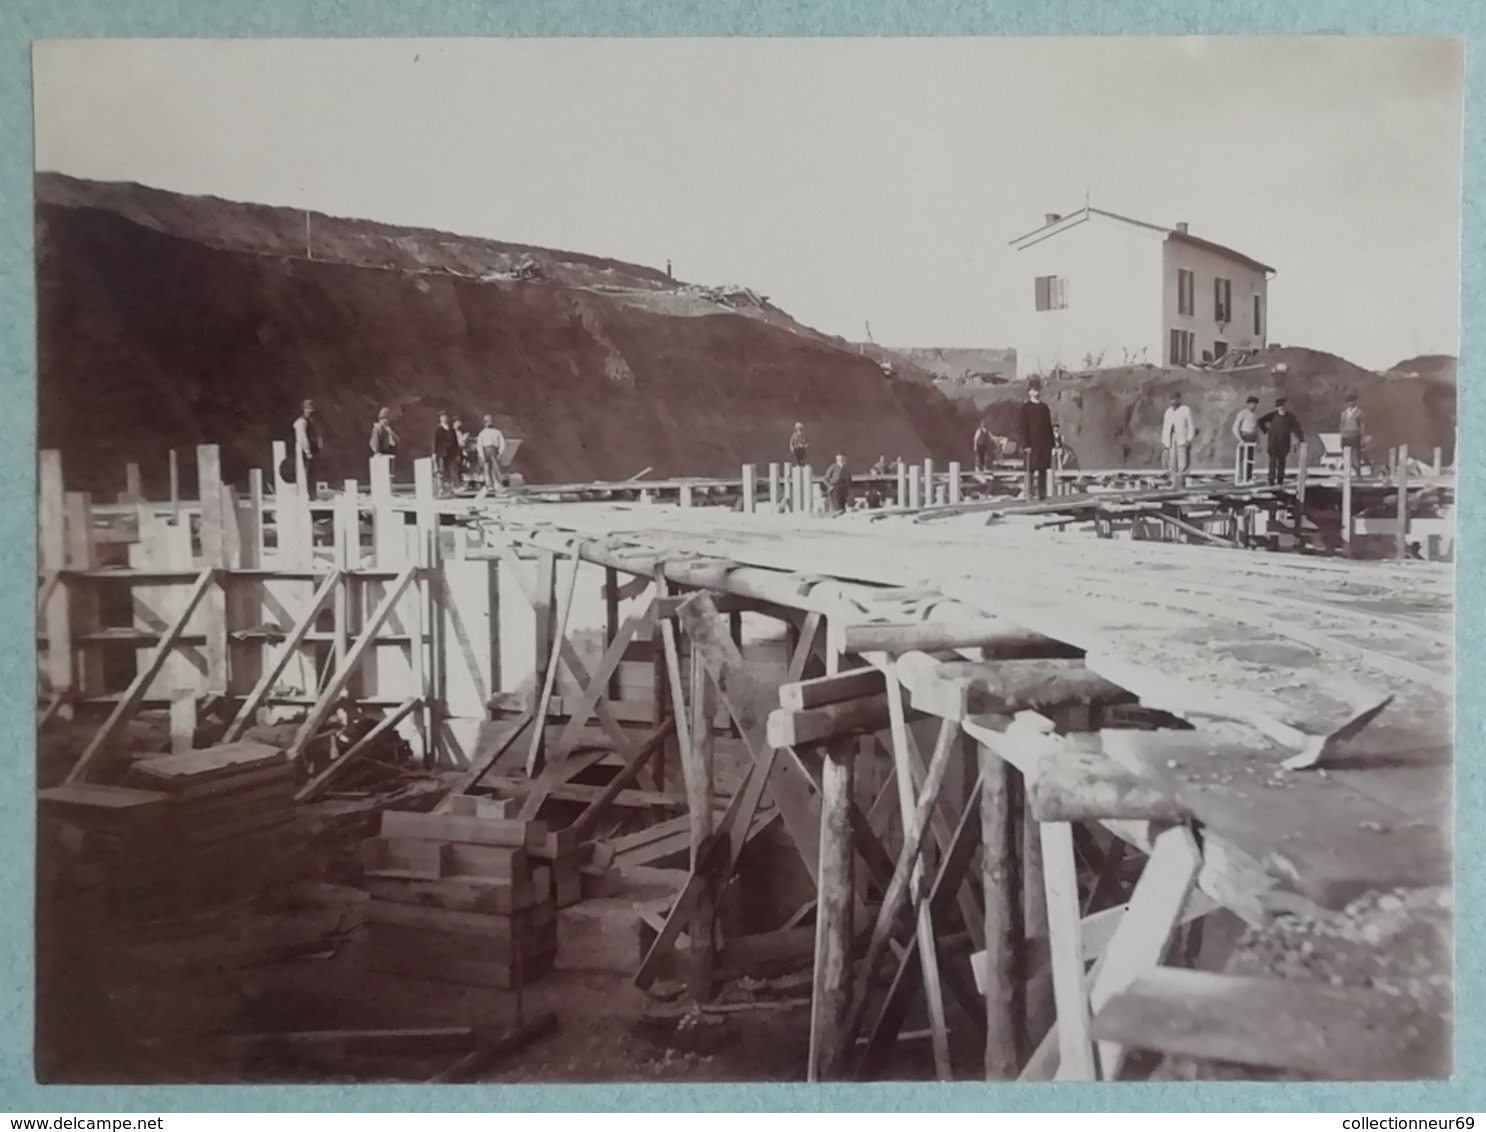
[369,407,399,472]
[789,422,810,468]
[477,415,506,490]
[823,453,850,515]
[433,412,462,496]
[1231,395,1261,484]
[1019,383,1056,500]
[292,399,322,488]
[1339,393,1365,475]
[1161,390,1198,489]
[1258,396,1305,485]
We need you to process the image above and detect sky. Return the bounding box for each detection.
[32,36,1464,369]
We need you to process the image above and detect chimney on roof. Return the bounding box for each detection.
[1175,222,1189,234]
[1044,213,1061,226]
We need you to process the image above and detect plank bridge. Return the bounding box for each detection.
[37,443,1453,1082]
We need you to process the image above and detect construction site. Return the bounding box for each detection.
[34,175,1455,1088]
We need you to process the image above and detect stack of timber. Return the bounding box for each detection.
[41,740,301,923]
[360,809,559,990]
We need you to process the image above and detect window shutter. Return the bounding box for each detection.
[1035,276,1049,311]
[1055,277,1067,309]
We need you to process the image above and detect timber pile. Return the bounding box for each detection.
[41,740,302,924]
[360,809,560,990]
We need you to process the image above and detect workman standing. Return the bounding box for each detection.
[433,413,462,496]
[789,422,810,468]
[1232,395,1260,484]
[292,399,322,489]
[370,407,399,472]
[1258,396,1305,485]
[477,415,506,490]
[973,420,996,474]
[823,453,850,515]
[1161,391,1198,489]
[1339,393,1365,475]
[1019,384,1056,501]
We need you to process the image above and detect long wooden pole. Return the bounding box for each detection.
[808,743,856,1081]
[525,552,581,778]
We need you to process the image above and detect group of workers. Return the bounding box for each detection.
[288,400,509,496]
[1163,390,1365,489]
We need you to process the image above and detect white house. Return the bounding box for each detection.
[1008,206,1275,379]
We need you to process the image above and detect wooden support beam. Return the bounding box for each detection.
[742,464,758,514]
[296,698,420,803]
[65,567,217,785]
[897,654,1132,723]
[841,619,1078,658]
[786,612,823,682]
[881,691,952,1079]
[168,448,180,524]
[1041,819,1096,1080]
[779,668,885,712]
[677,593,822,882]
[545,603,655,765]
[123,462,143,504]
[569,718,674,841]
[1397,443,1410,559]
[687,656,716,1001]
[435,712,532,812]
[39,451,70,702]
[980,741,1022,1079]
[1027,739,1190,823]
[1089,967,1446,1082]
[766,693,917,749]
[807,743,856,1082]
[287,566,418,763]
[844,715,962,1057]
[524,553,581,781]
[221,570,343,743]
[1088,824,1201,1080]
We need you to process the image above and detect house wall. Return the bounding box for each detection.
[1012,216,1166,379]
[1161,239,1269,364]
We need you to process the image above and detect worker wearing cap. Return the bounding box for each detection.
[1161,391,1198,490]
[823,453,850,515]
[789,422,809,468]
[1258,397,1305,485]
[1339,393,1365,476]
[369,406,399,474]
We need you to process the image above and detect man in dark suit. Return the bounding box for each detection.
[823,453,850,515]
[1258,396,1305,485]
[1020,384,1056,500]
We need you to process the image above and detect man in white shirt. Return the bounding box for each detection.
[1231,394,1260,484]
[477,415,506,490]
[1161,390,1198,489]
[292,399,321,489]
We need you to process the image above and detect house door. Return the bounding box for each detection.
[1213,340,1229,359]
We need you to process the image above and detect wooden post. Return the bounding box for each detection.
[64,491,100,698]
[197,445,228,694]
[767,462,781,512]
[907,466,922,510]
[334,481,357,674]
[808,743,856,1081]
[948,461,962,505]
[411,459,436,767]
[741,464,757,514]
[1022,790,1051,1053]
[1341,451,1353,554]
[526,553,579,777]
[123,462,142,505]
[680,482,694,509]
[1294,441,1309,543]
[687,652,716,1000]
[980,741,1021,1079]
[170,693,197,754]
[896,460,907,508]
[168,448,180,525]
[1397,443,1409,560]
[370,454,399,567]
[533,551,555,678]
[923,458,935,506]
[1041,820,1095,1079]
[243,468,264,569]
[1433,446,1443,476]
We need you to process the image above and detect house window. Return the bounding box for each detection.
[1169,329,1195,366]
[1177,269,1195,316]
[1034,275,1068,312]
[1254,293,1263,336]
[1214,277,1233,323]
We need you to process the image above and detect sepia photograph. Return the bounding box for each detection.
[31,36,1458,1087]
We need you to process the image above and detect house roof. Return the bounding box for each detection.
[1009,206,1276,275]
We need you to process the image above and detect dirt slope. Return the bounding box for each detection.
[938,347,1457,470]
[36,175,968,496]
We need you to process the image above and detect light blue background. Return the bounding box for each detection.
[0,0,1476,1113]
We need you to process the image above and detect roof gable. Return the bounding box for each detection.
[1010,206,1275,275]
